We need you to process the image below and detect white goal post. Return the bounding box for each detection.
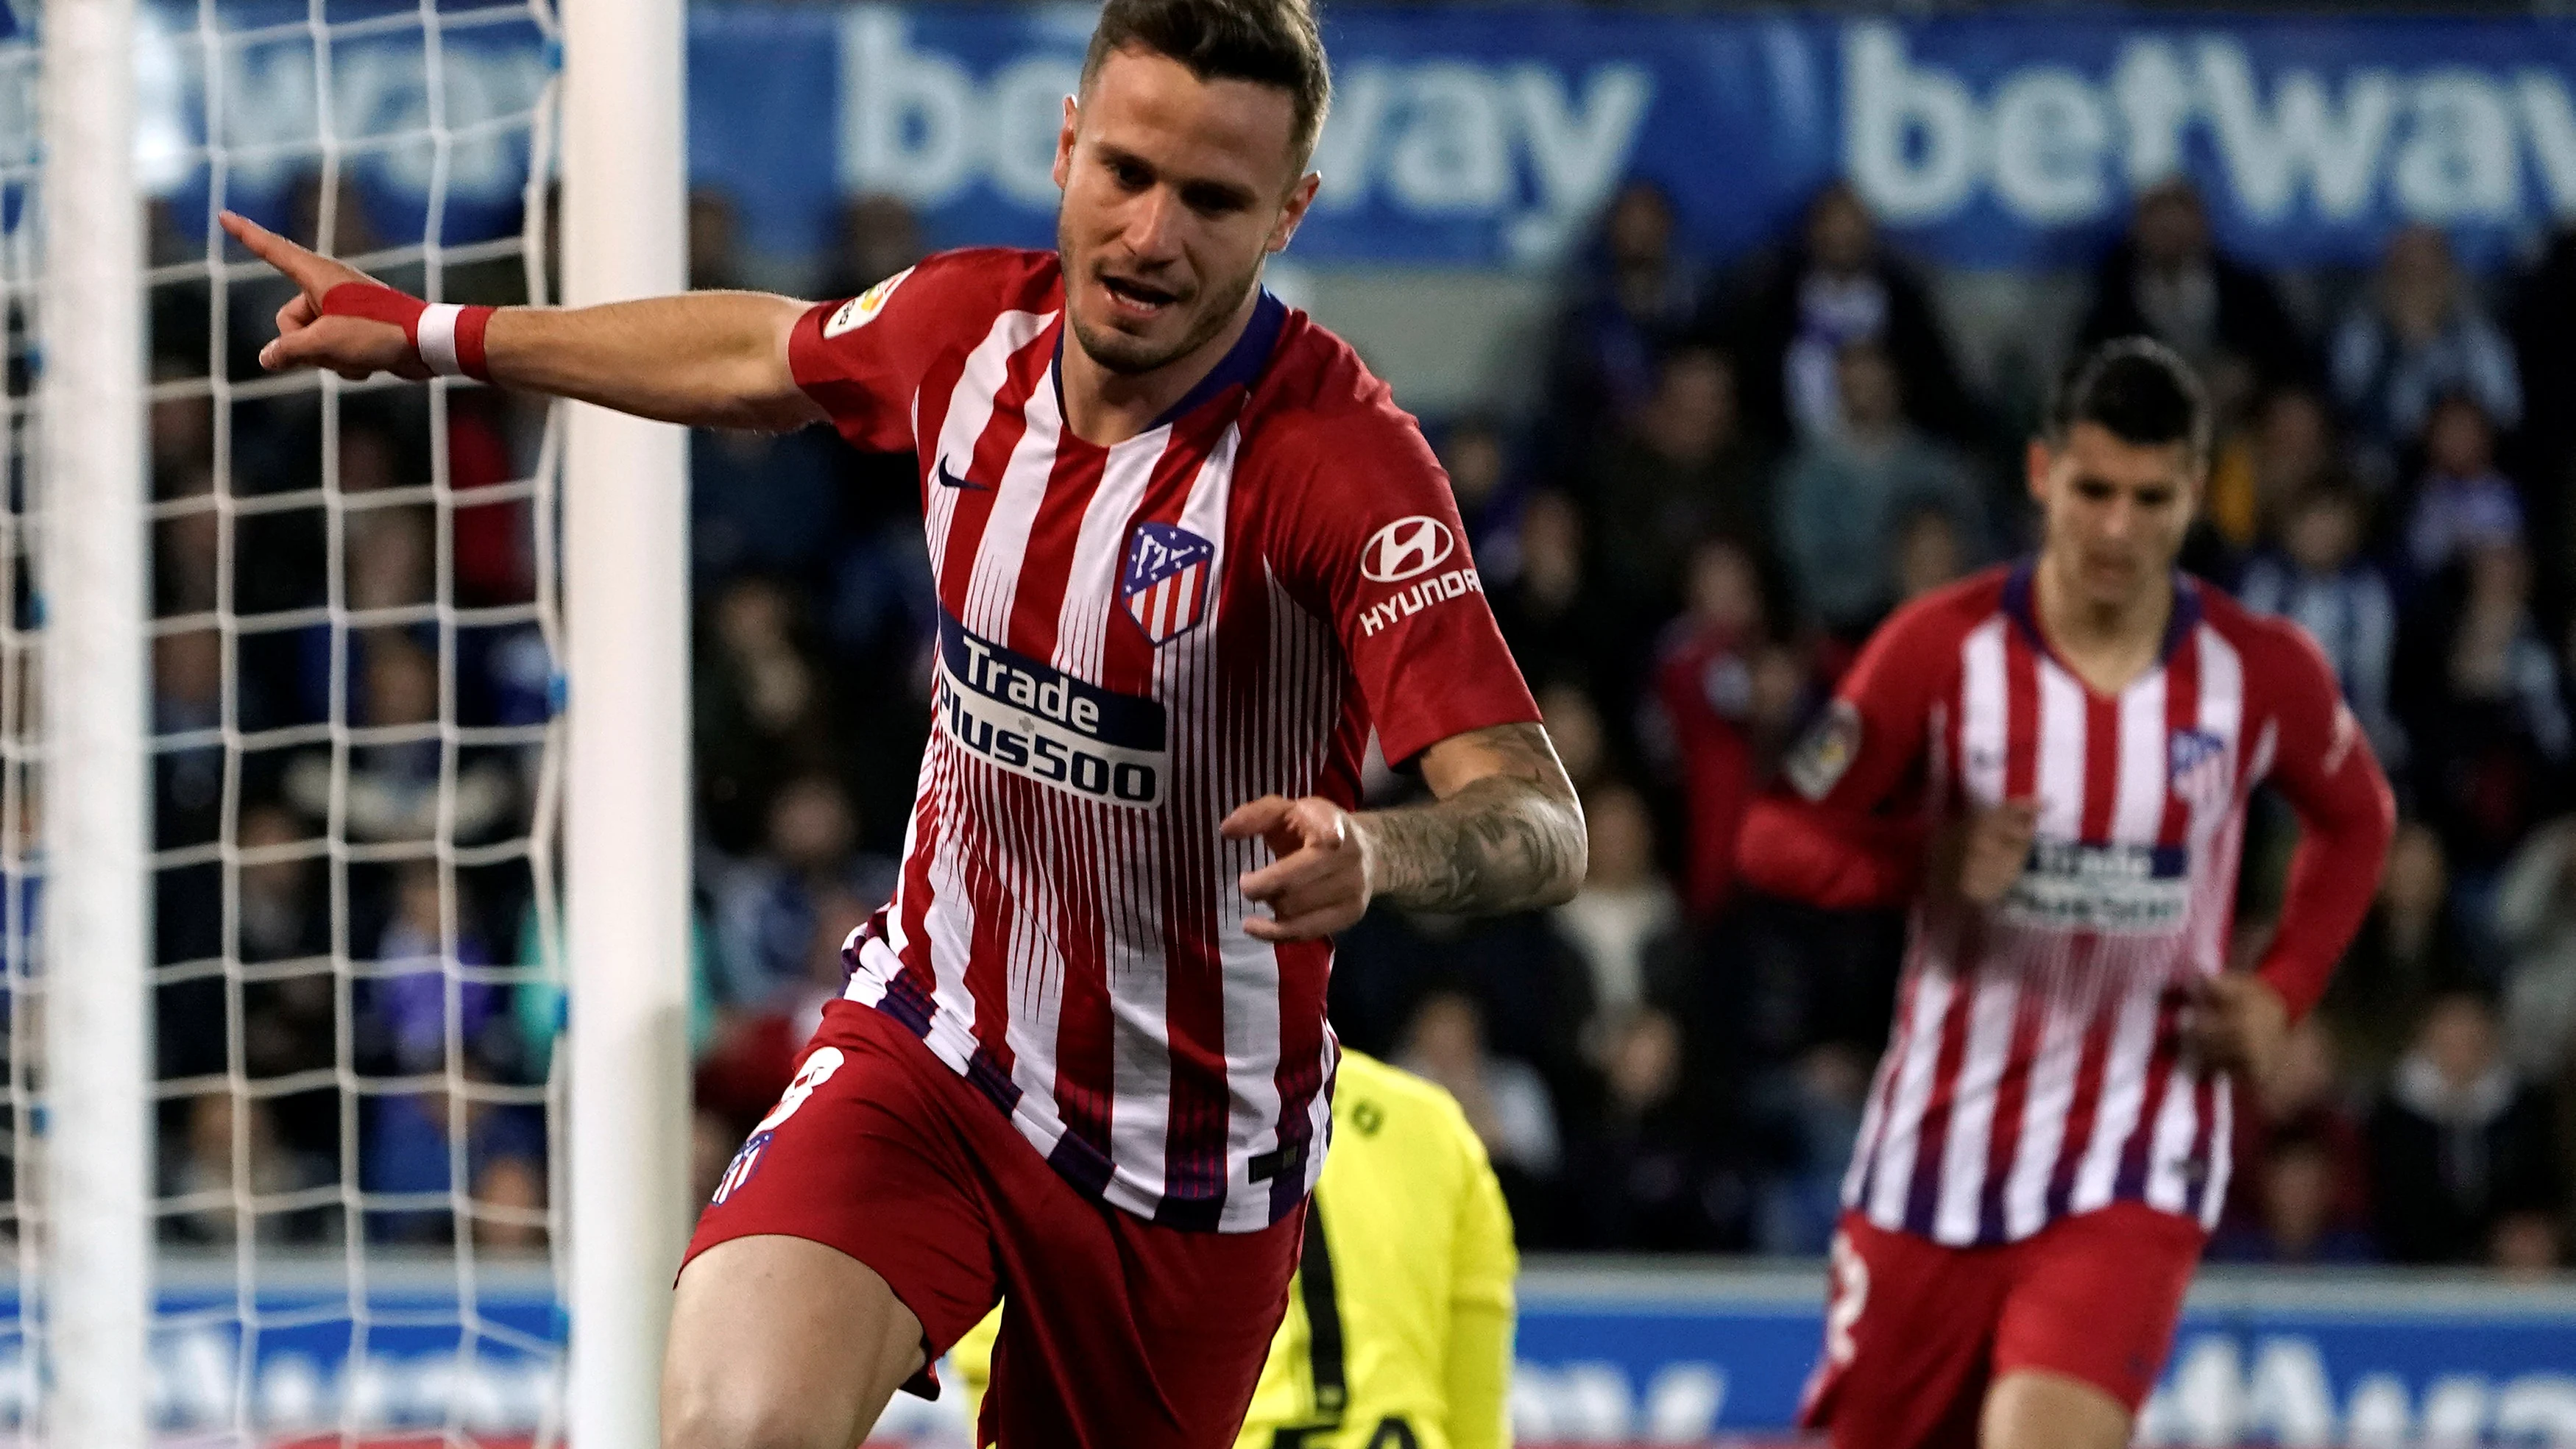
[558,0,693,1445]
[29,0,693,1442]
[40,2,152,1449]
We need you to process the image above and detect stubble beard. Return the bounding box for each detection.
[1063,238,1264,378]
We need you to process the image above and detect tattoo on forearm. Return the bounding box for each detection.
[1360,732,1587,915]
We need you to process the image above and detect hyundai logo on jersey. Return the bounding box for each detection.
[1122,522,1215,645]
[937,612,1169,808]
[1359,515,1456,583]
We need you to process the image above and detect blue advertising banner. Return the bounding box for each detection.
[107,5,2576,277]
[14,1261,2572,1445]
[696,4,2576,274]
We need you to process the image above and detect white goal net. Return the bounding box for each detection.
[5,0,570,1442]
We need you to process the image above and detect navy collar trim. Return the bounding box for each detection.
[1049,288,1287,433]
[2000,558,2201,679]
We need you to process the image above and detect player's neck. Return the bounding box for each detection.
[2032,554,2175,696]
[1058,288,1263,447]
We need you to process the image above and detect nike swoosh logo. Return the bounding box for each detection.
[933,456,992,492]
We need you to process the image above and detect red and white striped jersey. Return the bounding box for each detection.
[1764,564,2388,1247]
[788,249,1540,1231]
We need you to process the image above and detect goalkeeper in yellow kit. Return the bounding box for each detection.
[954,1048,1517,1448]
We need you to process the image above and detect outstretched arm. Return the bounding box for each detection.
[221,210,825,433]
[1224,723,1585,942]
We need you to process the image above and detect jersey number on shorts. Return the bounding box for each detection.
[1825,1230,1870,1367]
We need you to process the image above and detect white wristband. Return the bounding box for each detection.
[416,303,464,377]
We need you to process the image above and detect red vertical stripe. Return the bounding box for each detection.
[935,328,1059,620]
[2114,638,2204,1198]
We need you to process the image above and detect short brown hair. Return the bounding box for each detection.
[1080,0,1332,169]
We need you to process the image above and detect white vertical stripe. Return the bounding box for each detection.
[1053,428,1172,679]
[2141,1058,2203,1211]
[1999,991,2086,1238]
[924,310,1053,571]
[2034,662,2087,839]
[1960,620,2009,807]
[2067,969,2165,1213]
[958,367,1066,637]
[2112,670,2169,846]
[1864,966,1956,1228]
[1931,968,2023,1244]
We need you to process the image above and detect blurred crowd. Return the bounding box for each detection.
[115,164,2576,1272]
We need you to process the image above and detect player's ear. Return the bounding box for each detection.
[2024,439,2053,506]
[1052,94,1080,191]
[1267,172,1320,255]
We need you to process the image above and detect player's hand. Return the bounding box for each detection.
[218,210,431,382]
[2180,973,2290,1087]
[1933,798,2039,905]
[1224,794,1370,942]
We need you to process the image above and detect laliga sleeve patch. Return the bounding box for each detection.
[824,266,913,338]
[1786,699,1862,801]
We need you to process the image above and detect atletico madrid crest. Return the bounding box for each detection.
[1121,522,1215,644]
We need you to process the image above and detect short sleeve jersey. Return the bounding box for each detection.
[1787,563,2380,1246]
[790,249,1540,1230]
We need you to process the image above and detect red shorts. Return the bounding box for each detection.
[683,999,1304,1449]
[1802,1204,2204,1449]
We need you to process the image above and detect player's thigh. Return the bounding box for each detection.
[1981,1369,2130,1449]
[1802,1214,2001,1449]
[662,1233,926,1449]
[1989,1201,2201,1424]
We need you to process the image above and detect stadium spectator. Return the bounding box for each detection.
[2402,393,2524,581]
[1533,678,1611,796]
[2399,541,2570,883]
[1584,344,1771,627]
[1565,1006,1748,1251]
[234,804,338,1158]
[2332,224,2521,472]
[1773,340,1984,635]
[818,191,927,301]
[2078,179,2310,408]
[1712,180,1981,450]
[2367,987,2568,1266]
[1551,782,1684,1047]
[2239,483,2406,768]
[710,773,896,1011]
[283,633,516,845]
[161,1092,333,1246]
[2221,1016,2372,1247]
[2494,816,2576,1082]
[693,575,842,854]
[1645,536,1769,919]
[1438,413,1526,585]
[1490,492,1615,711]
[1541,180,1701,473]
[361,1077,548,1247]
[1751,1041,1870,1256]
[1889,500,1973,606]
[2201,384,2340,554]
[1398,990,1562,1214]
[2207,1126,2377,1265]
[363,863,505,1078]
[2330,821,2483,1071]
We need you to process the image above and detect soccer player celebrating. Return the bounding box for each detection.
[953,1047,1518,1449]
[222,0,1585,1444]
[1739,339,2393,1449]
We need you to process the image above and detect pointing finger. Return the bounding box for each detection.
[1220,796,1292,840]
